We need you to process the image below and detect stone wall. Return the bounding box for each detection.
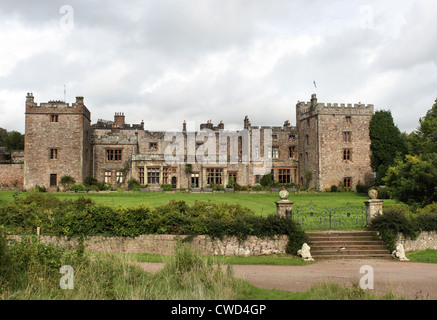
[0,163,24,189]
[396,231,437,252]
[8,234,289,257]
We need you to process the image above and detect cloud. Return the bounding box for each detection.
[0,0,436,135]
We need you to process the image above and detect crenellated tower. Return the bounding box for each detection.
[296,94,374,191]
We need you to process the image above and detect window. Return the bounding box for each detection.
[104,171,112,183]
[50,115,59,123]
[163,167,169,184]
[255,175,261,184]
[272,134,278,141]
[149,143,158,151]
[278,169,291,184]
[191,173,199,188]
[343,148,352,161]
[50,174,57,187]
[116,171,123,184]
[138,167,144,184]
[147,167,160,184]
[344,177,352,188]
[343,132,351,143]
[306,134,309,145]
[289,146,296,159]
[345,116,352,124]
[289,134,296,140]
[207,168,223,185]
[50,148,58,160]
[106,149,122,161]
[272,147,279,159]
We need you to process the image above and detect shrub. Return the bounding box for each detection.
[0,194,308,257]
[367,206,417,251]
[70,184,86,192]
[127,179,141,191]
[160,184,173,191]
[60,175,75,191]
[355,182,370,194]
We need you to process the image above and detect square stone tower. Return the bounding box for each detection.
[296,94,374,191]
[23,93,92,190]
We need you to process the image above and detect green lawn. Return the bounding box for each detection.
[0,190,401,217]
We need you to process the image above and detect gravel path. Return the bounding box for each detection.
[137,259,437,300]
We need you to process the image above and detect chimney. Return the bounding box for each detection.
[218,120,224,130]
[76,96,84,105]
[26,92,35,107]
[114,112,125,125]
[244,115,250,129]
[111,123,120,133]
[311,94,317,107]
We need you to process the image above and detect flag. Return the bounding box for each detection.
[313,81,317,88]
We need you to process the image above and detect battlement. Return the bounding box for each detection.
[296,94,374,118]
[25,93,91,119]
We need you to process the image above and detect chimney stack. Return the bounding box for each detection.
[114,112,125,125]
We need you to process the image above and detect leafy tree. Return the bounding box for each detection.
[2,131,24,151]
[384,153,437,208]
[369,110,408,185]
[0,127,7,147]
[408,98,437,156]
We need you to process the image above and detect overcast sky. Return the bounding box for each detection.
[0,0,436,134]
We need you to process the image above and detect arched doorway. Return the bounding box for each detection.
[171,176,177,189]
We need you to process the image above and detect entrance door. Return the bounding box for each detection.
[50,174,57,187]
[171,176,177,189]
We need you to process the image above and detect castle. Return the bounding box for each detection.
[1,93,375,192]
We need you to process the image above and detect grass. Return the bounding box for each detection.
[0,190,401,217]
[0,237,405,300]
[406,249,437,263]
[129,252,311,266]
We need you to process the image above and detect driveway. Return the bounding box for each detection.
[138,259,437,300]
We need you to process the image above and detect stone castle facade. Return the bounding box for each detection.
[14,92,374,191]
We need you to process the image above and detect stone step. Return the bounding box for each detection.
[311,245,389,252]
[305,230,391,260]
[311,253,393,259]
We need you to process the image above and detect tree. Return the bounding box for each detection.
[3,131,24,151]
[369,110,408,185]
[0,127,7,147]
[408,98,437,156]
[60,175,75,191]
[384,153,437,208]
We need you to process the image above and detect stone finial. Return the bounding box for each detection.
[368,189,378,199]
[297,243,314,261]
[392,244,410,261]
[279,188,289,200]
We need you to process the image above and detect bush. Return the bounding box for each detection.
[160,184,173,191]
[355,182,370,194]
[367,206,417,251]
[70,184,86,192]
[60,175,75,191]
[0,194,308,257]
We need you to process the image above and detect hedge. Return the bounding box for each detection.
[0,194,308,255]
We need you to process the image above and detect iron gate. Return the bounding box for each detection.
[289,201,366,230]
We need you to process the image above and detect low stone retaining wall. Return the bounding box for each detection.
[8,234,290,257]
[396,231,437,252]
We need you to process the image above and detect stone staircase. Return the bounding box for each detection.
[306,231,392,259]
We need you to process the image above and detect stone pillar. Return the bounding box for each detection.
[364,189,383,225]
[276,189,293,219]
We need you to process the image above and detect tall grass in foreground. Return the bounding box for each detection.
[1,234,404,300]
